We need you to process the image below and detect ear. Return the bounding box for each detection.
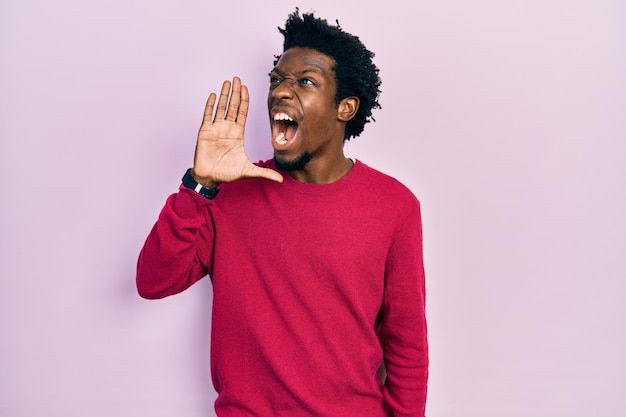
[337,96,360,122]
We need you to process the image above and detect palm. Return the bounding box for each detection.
[193,77,282,186]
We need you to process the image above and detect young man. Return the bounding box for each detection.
[137,9,428,417]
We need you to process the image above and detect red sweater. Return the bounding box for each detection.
[137,159,428,417]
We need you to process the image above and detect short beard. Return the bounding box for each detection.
[273,152,313,171]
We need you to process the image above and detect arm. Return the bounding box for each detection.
[380,204,429,417]
[136,187,215,299]
[136,77,282,298]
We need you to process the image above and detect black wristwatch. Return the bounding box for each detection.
[181,168,219,200]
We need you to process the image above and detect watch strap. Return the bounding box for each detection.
[181,168,219,200]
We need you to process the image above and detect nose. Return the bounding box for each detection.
[271,79,295,100]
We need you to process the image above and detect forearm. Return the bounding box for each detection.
[380,205,429,416]
[382,317,428,417]
[381,289,428,417]
[136,187,215,299]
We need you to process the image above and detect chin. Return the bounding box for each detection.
[273,152,312,171]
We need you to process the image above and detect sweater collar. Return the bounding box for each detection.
[269,158,363,197]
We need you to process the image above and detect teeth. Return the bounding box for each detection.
[273,113,293,122]
[275,131,287,145]
[273,113,294,145]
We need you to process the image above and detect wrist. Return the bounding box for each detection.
[190,169,220,189]
[182,168,220,199]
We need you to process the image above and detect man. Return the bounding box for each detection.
[137,9,428,417]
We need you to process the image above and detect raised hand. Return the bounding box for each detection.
[192,77,283,187]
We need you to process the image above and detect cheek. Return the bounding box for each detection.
[305,99,335,121]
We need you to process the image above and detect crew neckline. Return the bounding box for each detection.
[272,158,362,197]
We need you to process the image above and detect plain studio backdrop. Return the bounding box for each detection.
[1,0,625,416]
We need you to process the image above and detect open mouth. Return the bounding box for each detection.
[273,112,299,146]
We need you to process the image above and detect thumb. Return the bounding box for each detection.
[245,164,284,183]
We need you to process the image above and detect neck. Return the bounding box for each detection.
[287,154,354,184]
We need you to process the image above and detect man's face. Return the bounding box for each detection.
[268,47,342,170]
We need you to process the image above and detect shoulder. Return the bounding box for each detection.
[354,160,421,209]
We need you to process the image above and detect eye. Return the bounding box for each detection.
[269,74,282,84]
[300,78,315,85]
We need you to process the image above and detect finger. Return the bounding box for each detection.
[200,92,217,128]
[245,165,284,183]
[236,84,249,128]
[214,80,231,121]
[225,77,241,122]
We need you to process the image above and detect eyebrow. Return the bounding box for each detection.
[270,64,327,77]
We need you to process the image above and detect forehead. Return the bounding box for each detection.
[274,47,336,75]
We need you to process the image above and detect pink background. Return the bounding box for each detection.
[1,1,625,416]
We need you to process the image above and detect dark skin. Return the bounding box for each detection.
[191,47,359,186]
